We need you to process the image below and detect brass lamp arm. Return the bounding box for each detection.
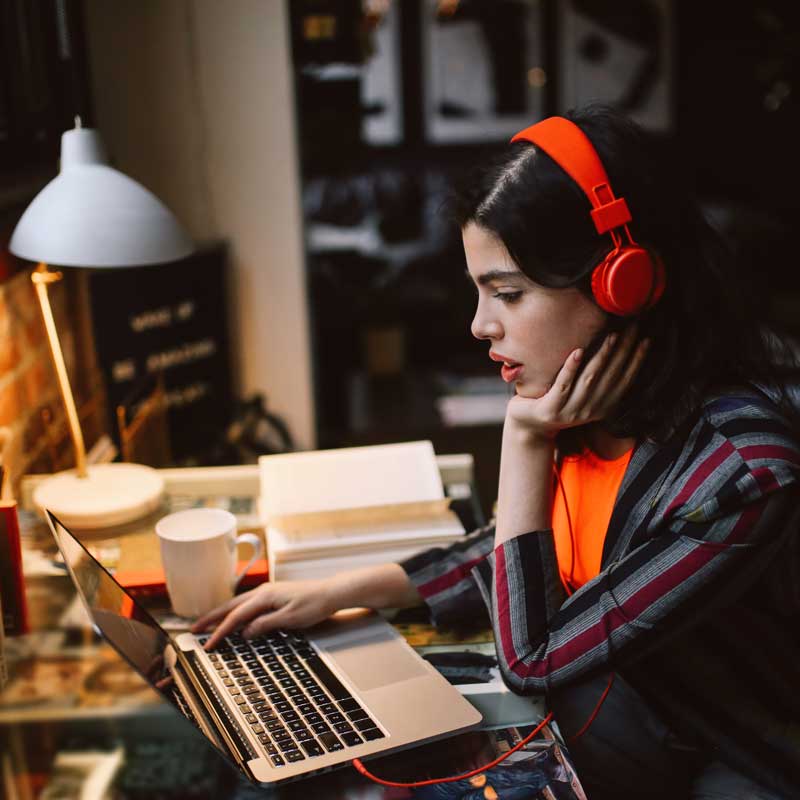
[31,263,88,478]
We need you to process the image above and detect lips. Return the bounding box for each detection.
[489,351,523,383]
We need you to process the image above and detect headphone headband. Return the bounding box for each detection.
[511,117,632,235]
[510,116,665,316]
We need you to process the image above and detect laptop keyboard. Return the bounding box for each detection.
[172,688,198,725]
[198,630,385,768]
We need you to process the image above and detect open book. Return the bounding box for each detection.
[259,441,465,582]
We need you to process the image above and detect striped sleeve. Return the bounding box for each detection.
[474,426,800,695]
[399,522,496,628]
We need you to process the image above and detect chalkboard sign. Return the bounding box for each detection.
[88,241,233,463]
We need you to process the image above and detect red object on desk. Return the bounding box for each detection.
[115,558,270,599]
[0,500,30,634]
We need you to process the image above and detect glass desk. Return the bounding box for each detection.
[1,464,578,799]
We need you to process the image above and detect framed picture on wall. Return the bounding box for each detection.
[557,0,674,132]
[421,0,546,143]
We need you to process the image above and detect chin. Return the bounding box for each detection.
[514,379,549,400]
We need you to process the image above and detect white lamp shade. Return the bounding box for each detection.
[9,127,194,267]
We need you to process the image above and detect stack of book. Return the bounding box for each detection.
[259,441,465,582]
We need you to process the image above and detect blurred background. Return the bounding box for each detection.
[1,0,798,517]
[1,3,799,797]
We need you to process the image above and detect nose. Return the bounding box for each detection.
[471,302,503,341]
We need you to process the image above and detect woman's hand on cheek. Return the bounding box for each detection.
[506,324,650,440]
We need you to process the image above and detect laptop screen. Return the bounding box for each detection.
[49,512,180,709]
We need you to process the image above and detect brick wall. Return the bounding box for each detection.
[0,267,108,497]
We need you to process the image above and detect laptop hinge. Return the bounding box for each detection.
[169,660,229,757]
[178,649,257,771]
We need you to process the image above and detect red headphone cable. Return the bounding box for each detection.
[352,712,553,788]
[553,463,577,596]
[552,461,614,740]
[357,456,612,787]
[565,672,615,744]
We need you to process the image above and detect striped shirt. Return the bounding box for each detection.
[400,389,800,792]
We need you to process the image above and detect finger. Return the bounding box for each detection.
[561,331,620,416]
[205,592,275,646]
[241,607,294,639]
[605,338,650,408]
[191,591,252,632]
[544,348,584,409]
[590,325,640,396]
[203,592,277,650]
[607,323,639,369]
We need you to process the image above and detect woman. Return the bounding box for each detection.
[195,106,800,798]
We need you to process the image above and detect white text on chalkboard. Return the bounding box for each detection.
[146,339,217,372]
[129,300,197,333]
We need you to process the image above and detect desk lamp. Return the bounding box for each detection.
[9,118,194,528]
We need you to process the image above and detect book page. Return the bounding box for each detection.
[267,510,464,559]
[268,508,464,550]
[266,498,452,533]
[259,441,446,525]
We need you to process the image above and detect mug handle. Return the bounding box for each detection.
[232,532,264,590]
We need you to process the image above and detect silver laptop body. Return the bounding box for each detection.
[47,511,482,784]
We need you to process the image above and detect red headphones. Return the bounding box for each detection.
[511,116,665,316]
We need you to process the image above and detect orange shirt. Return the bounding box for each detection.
[552,446,634,592]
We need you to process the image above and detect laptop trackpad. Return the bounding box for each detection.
[320,626,428,692]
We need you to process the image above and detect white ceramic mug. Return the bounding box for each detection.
[155,508,263,618]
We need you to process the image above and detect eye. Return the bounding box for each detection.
[492,291,522,304]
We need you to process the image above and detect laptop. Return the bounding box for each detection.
[47,511,482,785]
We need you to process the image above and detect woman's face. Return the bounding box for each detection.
[463,222,606,399]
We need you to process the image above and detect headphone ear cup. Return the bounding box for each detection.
[591,246,663,316]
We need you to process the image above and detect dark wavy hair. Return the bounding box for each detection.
[451,104,795,443]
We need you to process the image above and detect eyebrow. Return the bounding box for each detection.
[464,268,525,286]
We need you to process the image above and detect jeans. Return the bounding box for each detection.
[548,671,788,799]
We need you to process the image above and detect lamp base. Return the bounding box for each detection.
[33,463,165,530]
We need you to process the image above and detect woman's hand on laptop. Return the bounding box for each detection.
[192,579,336,650]
[193,563,422,651]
